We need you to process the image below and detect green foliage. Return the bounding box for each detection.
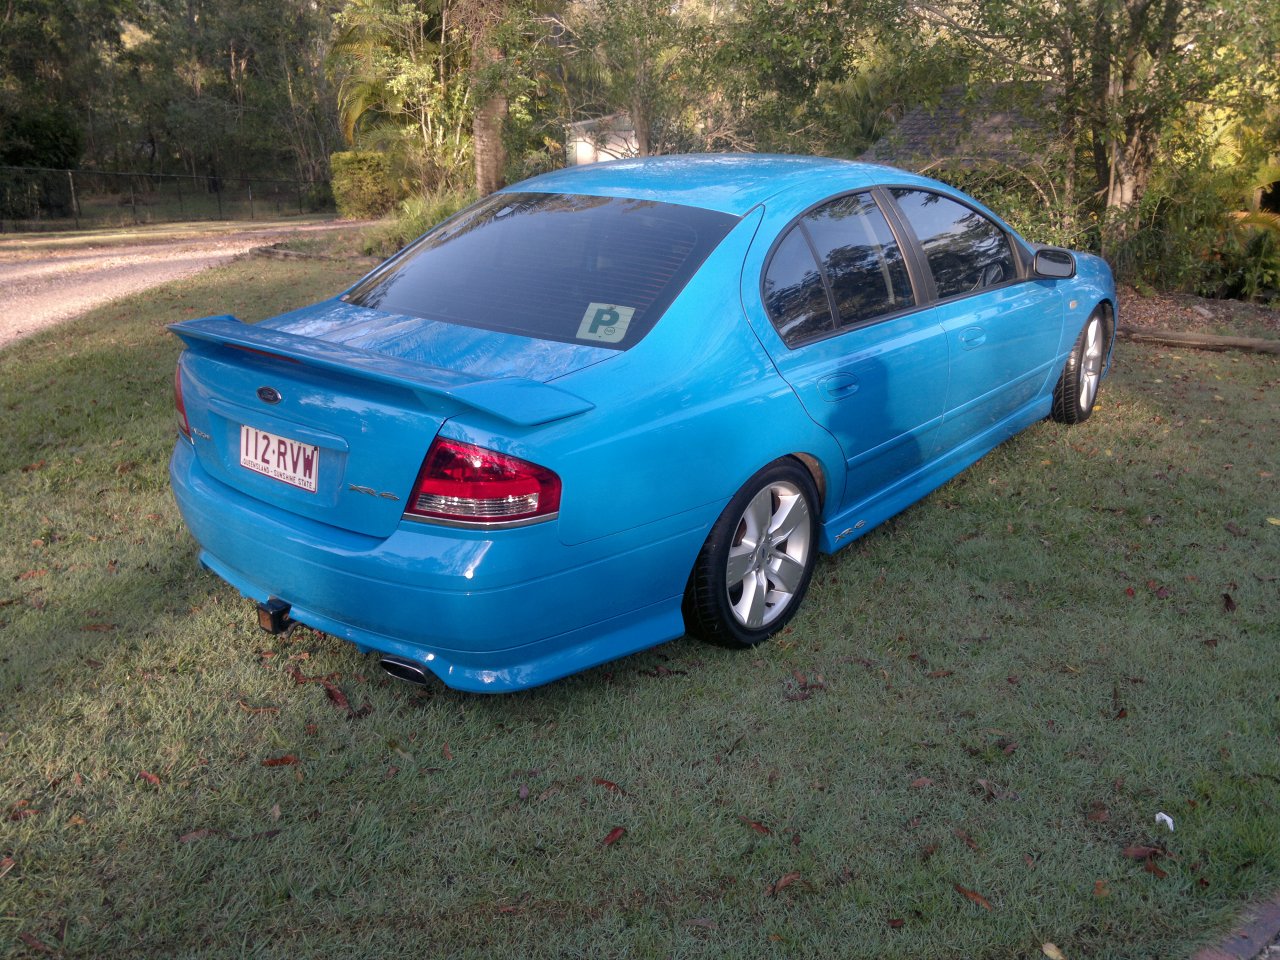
[329,0,475,194]
[330,150,398,218]
[0,105,85,217]
[359,186,476,256]
[0,106,84,169]
[1112,162,1280,301]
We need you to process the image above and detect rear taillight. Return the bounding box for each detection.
[405,438,561,525]
[174,364,192,441]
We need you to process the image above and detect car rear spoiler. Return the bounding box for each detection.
[168,315,595,427]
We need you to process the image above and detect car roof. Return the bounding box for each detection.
[508,153,948,217]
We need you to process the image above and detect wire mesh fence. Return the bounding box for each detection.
[0,166,334,231]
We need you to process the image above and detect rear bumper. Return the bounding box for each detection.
[170,441,712,692]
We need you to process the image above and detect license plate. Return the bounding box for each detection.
[239,425,319,492]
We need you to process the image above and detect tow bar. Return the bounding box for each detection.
[256,597,294,634]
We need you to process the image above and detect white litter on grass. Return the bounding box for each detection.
[1156,812,1175,832]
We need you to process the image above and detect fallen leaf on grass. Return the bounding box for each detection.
[324,683,351,711]
[926,669,954,679]
[1222,593,1237,613]
[909,777,933,789]
[1122,845,1160,861]
[442,742,453,761]
[953,828,979,851]
[17,570,47,581]
[976,779,1017,801]
[178,828,221,843]
[1086,803,1110,823]
[593,777,626,796]
[18,932,53,954]
[687,918,718,930]
[1224,521,1247,537]
[601,826,626,847]
[1143,860,1169,879]
[1023,854,1037,869]
[639,664,686,678]
[138,770,161,787]
[1042,944,1067,960]
[767,872,801,896]
[738,815,770,835]
[954,883,993,910]
[237,700,280,715]
[1267,517,1280,526]
[81,623,114,632]
[7,800,38,821]
[1094,879,1110,898]
[261,755,298,767]
[1125,586,1136,597]
[888,918,905,929]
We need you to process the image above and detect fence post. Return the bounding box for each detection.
[248,182,254,220]
[129,178,138,224]
[215,177,223,219]
[67,170,80,230]
[296,183,303,215]
[176,174,184,218]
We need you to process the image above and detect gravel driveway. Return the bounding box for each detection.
[0,220,362,349]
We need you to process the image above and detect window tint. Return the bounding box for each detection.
[891,189,1015,300]
[802,193,914,327]
[345,192,738,350]
[762,225,832,344]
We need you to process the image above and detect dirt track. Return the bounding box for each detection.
[0,220,362,349]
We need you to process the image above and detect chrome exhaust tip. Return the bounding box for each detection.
[379,655,430,686]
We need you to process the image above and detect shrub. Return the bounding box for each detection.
[360,189,476,257]
[329,151,396,219]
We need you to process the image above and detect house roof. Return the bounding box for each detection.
[860,85,1054,171]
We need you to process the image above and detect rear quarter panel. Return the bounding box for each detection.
[437,208,847,548]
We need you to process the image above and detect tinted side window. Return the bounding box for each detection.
[802,193,914,327]
[891,189,1015,300]
[763,226,832,345]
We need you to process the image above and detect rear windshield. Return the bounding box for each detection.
[344,192,739,350]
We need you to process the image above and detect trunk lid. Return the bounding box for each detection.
[170,309,597,538]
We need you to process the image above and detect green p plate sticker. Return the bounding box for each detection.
[577,303,636,344]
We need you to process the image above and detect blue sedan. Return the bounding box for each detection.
[169,154,1116,692]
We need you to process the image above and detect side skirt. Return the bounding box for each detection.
[819,395,1052,553]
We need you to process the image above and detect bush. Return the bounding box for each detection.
[330,151,396,219]
[360,189,476,258]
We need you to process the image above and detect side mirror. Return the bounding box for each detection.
[1034,248,1076,279]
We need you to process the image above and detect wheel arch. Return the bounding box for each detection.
[788,451,828,512]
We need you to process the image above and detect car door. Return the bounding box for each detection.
[886,188,1064,454]
[747,191,951,513]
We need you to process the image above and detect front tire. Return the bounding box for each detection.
[685,459,820,648]
[1052,309,1109,424]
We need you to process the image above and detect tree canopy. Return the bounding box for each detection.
[2,0,1277,291]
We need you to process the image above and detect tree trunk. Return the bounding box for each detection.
[472,91,507,195]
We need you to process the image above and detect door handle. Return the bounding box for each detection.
[959,327,986,349]
[817,372,859,400]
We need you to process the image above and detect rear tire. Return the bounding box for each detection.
[1052,309,1109,424]
[685,459,820,648]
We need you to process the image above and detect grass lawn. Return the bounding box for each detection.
[1,259,1278,959]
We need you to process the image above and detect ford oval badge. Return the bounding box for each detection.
[256,386,282,404]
